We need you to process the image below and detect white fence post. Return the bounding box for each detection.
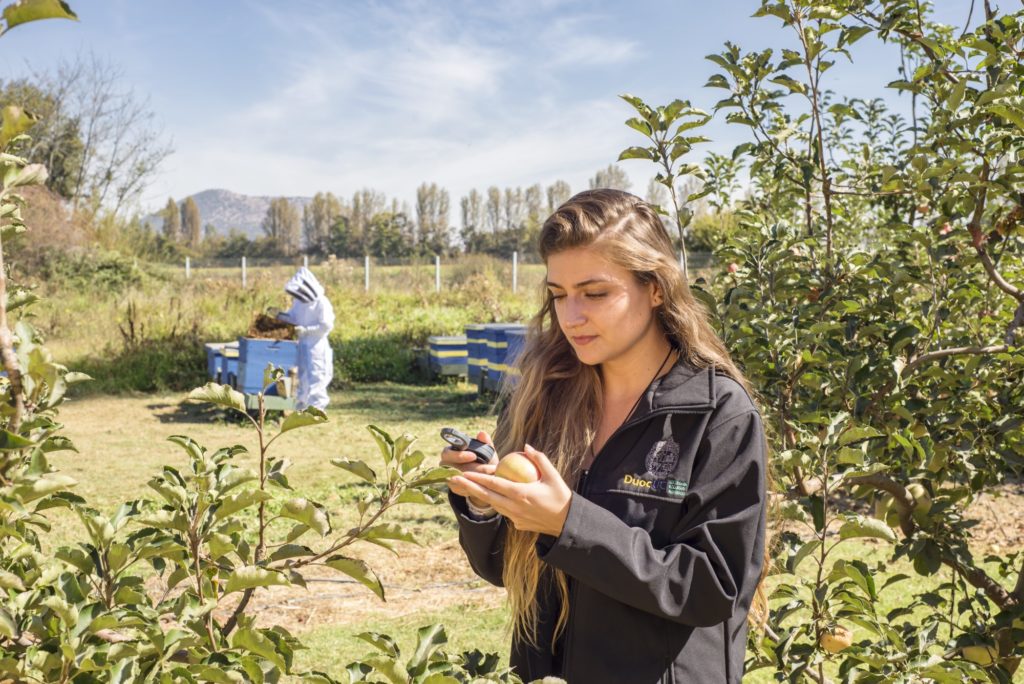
[364,255,370,292]
[185,256,190,279]
[242,256,247,288]
[303,255,309,269]
[435,255,441,293]
[512,251,518,294]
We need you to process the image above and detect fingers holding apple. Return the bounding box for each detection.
[452,446,573,537]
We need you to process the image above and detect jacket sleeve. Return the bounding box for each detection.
[536,410,766,627]
[296,299,335,339]
[449,491,507,587]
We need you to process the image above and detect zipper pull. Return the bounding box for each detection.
[576,469,589,495]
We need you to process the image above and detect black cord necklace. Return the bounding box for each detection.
[589,344,675,464]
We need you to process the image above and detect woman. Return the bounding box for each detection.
[443,189,768,683]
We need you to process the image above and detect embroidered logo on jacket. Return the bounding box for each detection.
[645,438,680,477]
[619,473,688,498]
[613,437,687,499]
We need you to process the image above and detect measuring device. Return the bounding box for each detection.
[440,427,495,464]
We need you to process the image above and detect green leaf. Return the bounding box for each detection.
[989,104,1024,130]
[13,473,76,502]
[330,458,377,484]
[225,566,289,594]
[409,466,458,487]
[0,105,36,148]
[360,523,417,546]
[356,631,400,658]
[407,624,448,677]
[214,490,273,521]
[838,425,884,446]
[789,539,821,572]
[618,146,656,162]
[624,117,653,136]
[278,407,328,435]
[187,383,247,414]
[279,498,330,536]
[0,429,34,450]
[267,544,314,562]
[0,607,17,639]
[1,0,77,34]
[0,571,25,591]
[324,556,384,600]
[367,424,394,465]
[231,627,286,672]
[839,516,897,542]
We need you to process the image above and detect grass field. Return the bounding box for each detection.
[49,382,1018,682]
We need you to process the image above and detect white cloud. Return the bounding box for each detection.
[145,0,651,211]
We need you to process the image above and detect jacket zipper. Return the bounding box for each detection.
[561,468,588,680]
[561,407,708,680]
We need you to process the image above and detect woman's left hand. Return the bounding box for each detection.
[450,444,573,537]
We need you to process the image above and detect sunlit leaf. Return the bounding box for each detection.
[224,566,289,594]
[324,556,384,600]
[187,383,247,414]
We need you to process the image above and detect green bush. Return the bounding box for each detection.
[73,333,207,393]
[334,335,418,384]
[37,249,145,290]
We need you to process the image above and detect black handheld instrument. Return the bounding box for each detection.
[440,427,495,464]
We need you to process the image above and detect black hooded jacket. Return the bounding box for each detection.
[449,361,767,683]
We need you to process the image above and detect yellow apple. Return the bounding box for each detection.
[961,644,997,666]
[494,452,540,483]
[819,626,853,653]
[907,483,932,516]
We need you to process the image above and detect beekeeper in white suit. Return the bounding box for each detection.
[272,267,335,410]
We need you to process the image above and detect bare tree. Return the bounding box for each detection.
[545,180,572,213]
[588,163,632,192]
[161,197,181,242]
[485,186,502,234]
[415,182,451,255]
[645,177,670,209]
[460,189,484,233]
[38,53,172,216]
[303,191,343,253]
[350,188,386,255]
[182,197,201,247]
[262,198,301,256]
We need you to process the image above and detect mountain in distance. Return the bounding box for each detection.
[144,188,313,240]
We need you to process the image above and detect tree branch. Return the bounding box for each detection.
[845,473,915,537]
[843,473,1018,609]
[902,345,1010,377]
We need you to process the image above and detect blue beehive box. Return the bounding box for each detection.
[464,324,487,384]
[236,338,299,394]
[482,324,526,392]
[206,341,239,381]
[428,335,468,377]
[504,329,528,383]
[219,346,240,387]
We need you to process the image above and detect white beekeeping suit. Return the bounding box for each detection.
[276,267,334,410]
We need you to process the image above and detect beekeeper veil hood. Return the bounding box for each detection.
[284,267,324,304]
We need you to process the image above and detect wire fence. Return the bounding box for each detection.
[159,251,717,293]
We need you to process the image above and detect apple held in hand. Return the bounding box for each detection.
[494,452,541,483]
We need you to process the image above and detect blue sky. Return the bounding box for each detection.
[0,0,997,214]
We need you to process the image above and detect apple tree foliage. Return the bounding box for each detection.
[622,1,1023,681]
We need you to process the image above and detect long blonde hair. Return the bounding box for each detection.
[496,188,771,648]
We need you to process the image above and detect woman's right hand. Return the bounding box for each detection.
[441,430,497,507]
